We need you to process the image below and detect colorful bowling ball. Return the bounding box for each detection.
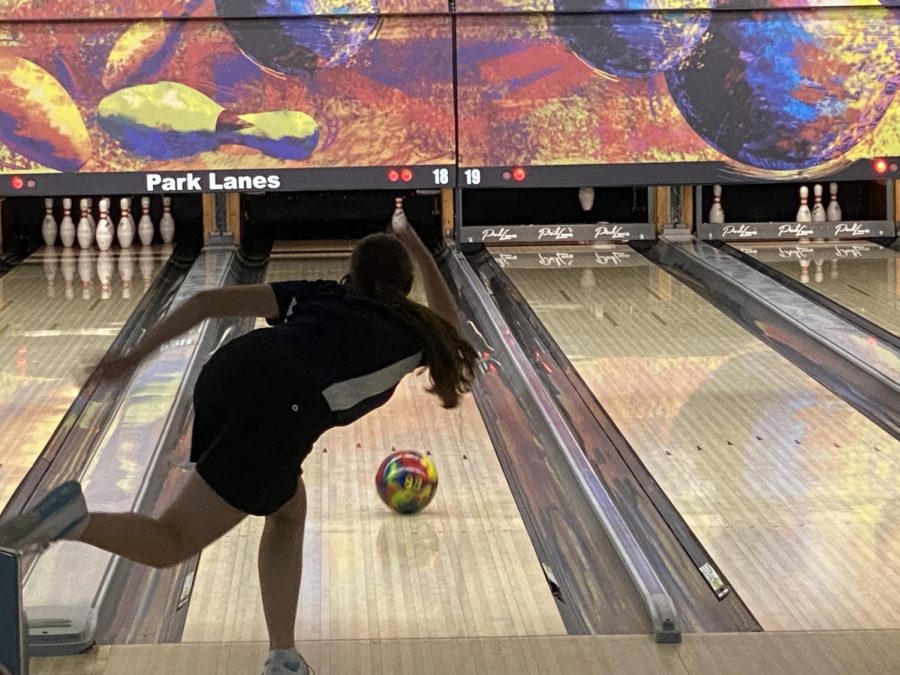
[375,450,438,515]
[665,8,900,172]
[552,0,713,78]
[215,0,380,75]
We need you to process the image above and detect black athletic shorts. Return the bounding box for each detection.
[190,333,331,516]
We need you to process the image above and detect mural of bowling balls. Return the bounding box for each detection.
[552,0,714,78]
[215,0,380,76]
[665,8,900,172]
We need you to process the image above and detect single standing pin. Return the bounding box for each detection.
[41,197,58,247]
[59,198,74,248]
[811,184,826,223]
[709,185,725,224]
[578,187,595,212]
[391,196,409,233]
[117,197,135,248]
[76,198,93,249]
[826,182,842,222]
[61,199,77,247]
[95,198,115,251]
[160,195,175,243]
[796,186,812,223]
[138,196,154,246]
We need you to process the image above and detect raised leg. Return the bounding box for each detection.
[79,471,245,568]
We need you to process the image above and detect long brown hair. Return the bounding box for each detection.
[345,234,478,409]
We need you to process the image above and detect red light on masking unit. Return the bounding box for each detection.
[512,166,526,182]
[387,169,400,182]
[400,168,413,182]
[9,176,24,190]
[873,158,889,174]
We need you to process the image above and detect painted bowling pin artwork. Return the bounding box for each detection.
[41,198,57,247]
[97,82,319,161]
[117,197,135,248]
[578,187,595,211]
[796,186,812,222]
[95,198,115,251]
[87,198,97,233]
[60,201,77,247]
[811,184,826,222]
[160,196,175,243]
[709,185,725,224]
[76,198,94,249]
[138,196,154,246]
[827,183,842,222]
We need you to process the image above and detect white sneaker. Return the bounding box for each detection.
[262,648,313,675]
[0,481,88,551]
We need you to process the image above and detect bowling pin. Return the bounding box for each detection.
[578,187,595,212]
[811,184,826,223]
[87,198,97,233]
[118,248,135,299]
[59,198,74,248]
[60,200,77,247]
[160,196,175,243]
[796,186,812,223]
[138,196,154,246]
[78,249,94,299]
[709,185,725,224]
[60,248,76,300]
[76,198,93,249]
[827,182,842,222]
[95,198,115,251]
[117,197,135,248]
[41,198,57,247]
[97,250,114,300]
[43,248,58,298]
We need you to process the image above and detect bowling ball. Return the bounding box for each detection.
[375,450,438,515]
[665,8,900,172]
[215,0,380,75]
[552,0,713,78]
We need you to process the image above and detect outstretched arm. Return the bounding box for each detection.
[98,284,278,377]
[391,200,460,329]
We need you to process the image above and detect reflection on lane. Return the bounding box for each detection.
[498,245,900,631]
[733,241,899,336]
[0,247,168,511]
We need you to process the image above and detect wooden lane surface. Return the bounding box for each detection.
[498,245,900,631]
[0,247,166,511]
[180,255,565,643]
[735,242,899,336]
[31,630,900,674]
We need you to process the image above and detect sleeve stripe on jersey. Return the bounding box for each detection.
[322,352,422,412]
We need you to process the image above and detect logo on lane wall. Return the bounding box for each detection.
[722,224,758,238]
[778,223,814,237]
[479,227,517,242]
[538,226,575,241]
[594,225,629,240]
[834,223,871,236]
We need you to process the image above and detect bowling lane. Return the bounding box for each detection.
[181,254,566,643]
[732,241,899,337]
[0,246,168,511]
[496,245,900,631]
